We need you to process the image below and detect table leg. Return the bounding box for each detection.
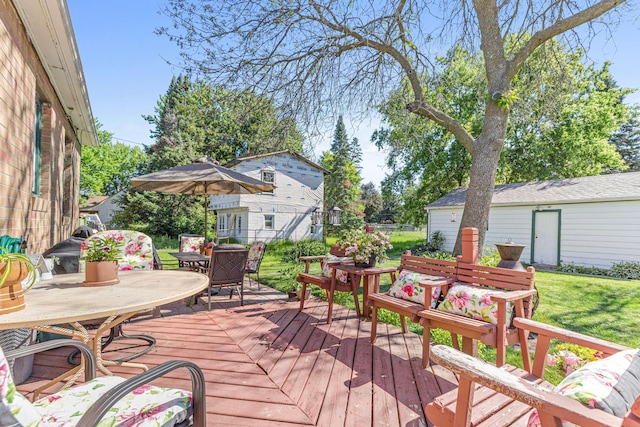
[31,312,149,399]
[362,275,371,318]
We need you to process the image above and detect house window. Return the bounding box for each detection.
[261,170,274,194]
[218,214,225,230]
[264,215,274,230]
[32,96,43,196]
[238,216,242,233]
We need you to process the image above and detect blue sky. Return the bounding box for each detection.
[67,1,640,186]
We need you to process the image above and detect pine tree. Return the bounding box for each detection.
[610,116,640,172]
[322,116,364,234]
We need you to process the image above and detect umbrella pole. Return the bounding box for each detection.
[203,195,208,245]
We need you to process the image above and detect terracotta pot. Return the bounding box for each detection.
[0,282,25,314]
[0,261,30,286]
[83,261,120,287]
[205,248,213,256]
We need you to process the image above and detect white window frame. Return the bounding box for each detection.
[264,214,275,230]
[261,170,275,194]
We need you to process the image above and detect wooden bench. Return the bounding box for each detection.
[426,318,633,427]
[367,252,457,349]
[296,254,360,324]
[419,260,536,370]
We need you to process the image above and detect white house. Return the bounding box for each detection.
[425,172,640,269]
[209,150,328,243]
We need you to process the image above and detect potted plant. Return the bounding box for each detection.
[0,248,37,314]
[295,283,311,300]
[204,242,214,257]
[339,229,392,268]
[80,233,123,286]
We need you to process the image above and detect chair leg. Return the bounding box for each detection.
[400,315,408,333]
[422,323,432,368]
[239,281,244,306]
[298,283,307,312]
[208,285,212,311]
[326,288,334,324]
[370,305,378,343]
[256,271,260,290]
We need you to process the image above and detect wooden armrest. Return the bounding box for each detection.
[514,318,630,355]
[490,289,537,303]
[430,345,623,427]
[298,255,326,262]
[418,277,455,288]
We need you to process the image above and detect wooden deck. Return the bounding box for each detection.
[16,284,459,426]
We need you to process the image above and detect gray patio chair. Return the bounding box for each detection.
[3,339,206,426]
[202,244,249,309]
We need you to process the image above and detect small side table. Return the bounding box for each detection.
[332,264,397,318]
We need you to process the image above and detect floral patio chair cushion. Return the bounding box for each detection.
[32,376,192,427]
[246,241,266,272]
[528,348,640,427]
[80,230,154,271]
[387,269,444,308]
[437,283,514,325]
[180,235,205,253]
[321,254,350,283]
[0,345,192,427]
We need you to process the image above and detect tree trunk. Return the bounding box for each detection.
[453,109,507,255]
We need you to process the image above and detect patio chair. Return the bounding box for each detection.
[202,244,248,309]
[296,250,359,324]
[245,241,266,289]
[178,234,205,268]
[3,339,206,426]
[425,317,635,427]
[72,230,158,364]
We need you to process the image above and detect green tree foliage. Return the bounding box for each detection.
[158,0,625,253]
[80,121,146,199]
[375,42,631,223]
[360,182,383,223]
[112,75,305,237]
[609,115,640,172]
[321,116,364,234]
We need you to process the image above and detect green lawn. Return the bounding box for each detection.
[156,232,640,379]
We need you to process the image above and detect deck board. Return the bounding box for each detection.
[16,284,457,426]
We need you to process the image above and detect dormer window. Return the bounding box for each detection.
[261,170,274,194]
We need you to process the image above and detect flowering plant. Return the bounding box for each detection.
[206,242,214,249]
[80,232,124,262]
[545,343,604,377]
[339,229,392,264]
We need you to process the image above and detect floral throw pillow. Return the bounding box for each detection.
[387,269,445,308]
[437,283,513,325]
[527,349,640,427]
[321,254,350,283]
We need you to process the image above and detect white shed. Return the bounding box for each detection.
[209,150,328,243]
[425,172,640,269]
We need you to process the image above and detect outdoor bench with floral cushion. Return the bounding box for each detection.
[426,317,639,427]
[367,245,536,370]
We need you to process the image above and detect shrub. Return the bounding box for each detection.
[608,261,640,280]
[556,262,609,277]
[280,239,327,263]
[479,247,501,267]
[428,230,446,251]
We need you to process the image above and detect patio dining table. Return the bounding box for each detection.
[0,270,208,398]
[169,251,211,271]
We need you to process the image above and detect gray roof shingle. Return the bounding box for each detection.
[426,172,640,208]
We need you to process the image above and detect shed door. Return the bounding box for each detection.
[532,210,560,266]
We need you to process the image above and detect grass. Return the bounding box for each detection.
[154,231,640,382]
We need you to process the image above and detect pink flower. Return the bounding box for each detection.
[125,242,142,255]
[545,354,557,366]
[450,291,470,309]
[80,240,89,250]
[120,264,134,271]
[402,284,414,297]
[133,384,154,395]
[480,293,493,305]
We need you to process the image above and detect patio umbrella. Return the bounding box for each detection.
[130,157,275,241]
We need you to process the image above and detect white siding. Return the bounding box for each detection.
[428,200,640,269]
[210,153,324,243]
